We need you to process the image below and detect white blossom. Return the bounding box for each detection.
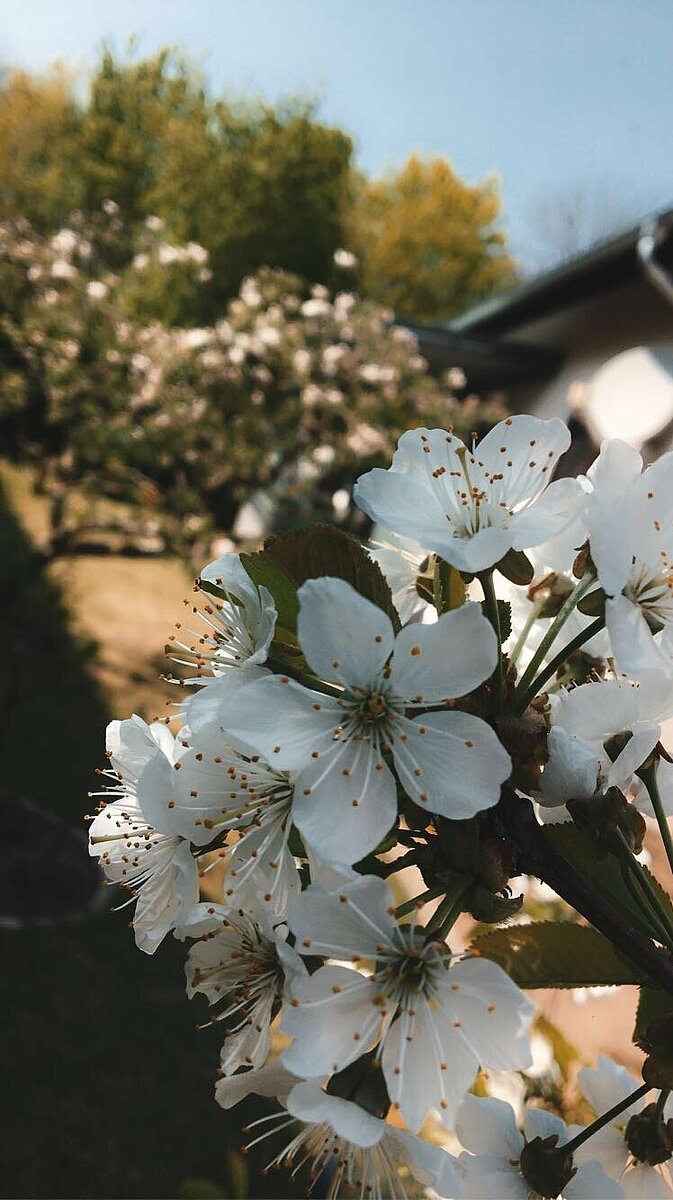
[455,1093,624,1198]
[88,716,199,953]
[281,873,533,1132]
[353,415,581,574]
[246,1080,461,1200]
[223,578,511,863]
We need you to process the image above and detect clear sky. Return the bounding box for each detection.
[3,0,673,272]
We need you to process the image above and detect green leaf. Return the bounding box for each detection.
[263,524,400,631]
[545,823,673,941]
[480,598,512,644]
[239,550,299,631]
[180,1179,228,1200]
[433,557,466,613]
[473,921,642,988]
[496,547,534,585]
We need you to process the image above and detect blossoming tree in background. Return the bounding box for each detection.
[0,205,506,556]
[89,412,673,1199]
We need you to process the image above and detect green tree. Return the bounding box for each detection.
[0,66,80,226]
[348,154,517,322]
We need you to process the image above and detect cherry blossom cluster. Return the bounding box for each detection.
[89,413,673,1198]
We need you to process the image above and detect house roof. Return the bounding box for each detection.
[451,204,673,337]
[403,321,562,388]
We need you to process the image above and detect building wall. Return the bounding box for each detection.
[499,276,673,423]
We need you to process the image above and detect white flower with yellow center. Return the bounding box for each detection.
[223,578,511,864]
[281,874,533,1133]
[353,415,580,574]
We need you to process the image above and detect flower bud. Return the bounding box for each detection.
[519,1134,576,1198]
[625,1102,673,1166]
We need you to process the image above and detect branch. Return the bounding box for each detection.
[500,789,673,997]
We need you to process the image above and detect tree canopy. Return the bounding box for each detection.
[0,51,515,325]
[348,154,517,322]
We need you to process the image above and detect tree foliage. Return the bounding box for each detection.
[347,154,517,322]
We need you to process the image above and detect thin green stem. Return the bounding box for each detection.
[643,766,673,881]
[513,616,604,714]
[509,596,545,668]
[479,571,504,714]
[425,878,472,941]
[560,1083,649,1156]
[512,573,596,706]
[395,885,444,919]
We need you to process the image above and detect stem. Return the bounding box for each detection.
[655,1090,670,1119]
[560,1083,649,1156]
[642,766,673,881]
[512,573,596,706]
[513,616,604,714]
[479,571,504,715]
[499,789,673,996]
[395,885,444,919]
[509,596,544,668]
[426,878,472,941]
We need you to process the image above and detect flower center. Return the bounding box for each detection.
[625,558,673,630]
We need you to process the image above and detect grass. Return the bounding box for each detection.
[0,463,304,1199]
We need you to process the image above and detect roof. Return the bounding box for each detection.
[403,321,562,388]
[451,204,673,337]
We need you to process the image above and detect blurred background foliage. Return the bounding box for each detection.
[0,46,513,557]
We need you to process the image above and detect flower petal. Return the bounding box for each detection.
[287,872,398,960]
[292,742,397,864]
[297,578,394,688]
[478,415,571,506]
[281,965,381,1077]
[392,711,511,819]
[224,676,340,770]
[391,604,498,703]
[455,1094,523,1158]
[508,476,584,551]
[287,1082,384,1148]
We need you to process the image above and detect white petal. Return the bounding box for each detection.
[523,1106,568,1143]
[387,1129,461,1193]
[292,743,397,864]
[287,873,398,960]
[224,676,340,770]
[508,476,584,550]
[456,1152,527,1200]
[478,415,571,506]
[287,1082,384,1148]
[201,551,257,594]
[554,679,644,742]
[607,594,673,678]
[566,1160,626,1199]
[215,1062,298,1109]
[622,1163,672,1199]
[182,666,269,755]
[390,604,498,702]
[297,577,395,688]
[281,965,381,1076]
[107,714,171,781]
[382,997,480,1133]
[392,711,511,819]
[443,957,534,1073]
[574,1126,629,1183]
[578,1056,642,1119]
[538,726,602,806]
[354,461,452,551]
[607,727,661,791]
[455,1094,523,1158]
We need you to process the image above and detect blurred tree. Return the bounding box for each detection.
[0,66,80,226]
[50,49,352,311]
[347,154,517,322]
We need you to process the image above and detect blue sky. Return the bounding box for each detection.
[3,0,673,272]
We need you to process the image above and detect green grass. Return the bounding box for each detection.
[0,474,303,1199]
